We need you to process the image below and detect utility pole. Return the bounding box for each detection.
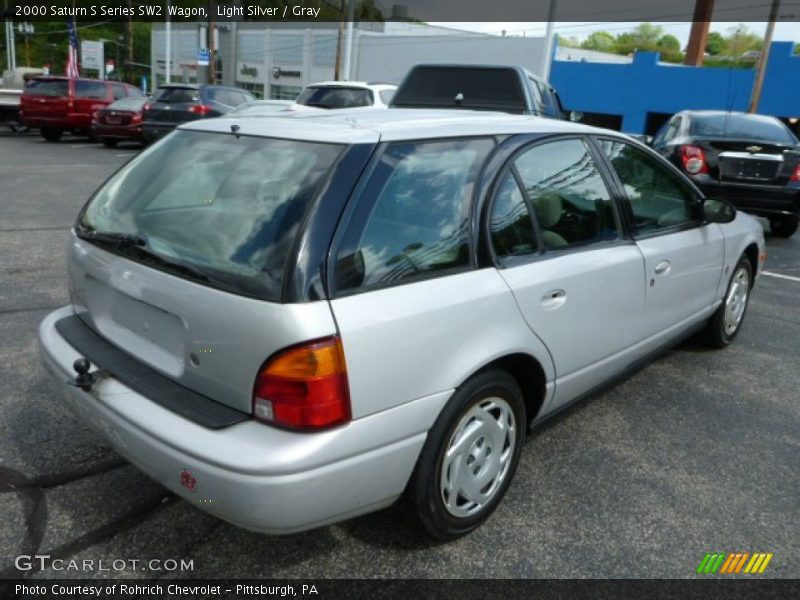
[748,0,780,113]
[684,0,715,66]
[334,0,345,81]
[540,0,557,82]
[342,0,355,80]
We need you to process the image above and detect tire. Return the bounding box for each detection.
[770,215,799,238]
[40,128,62,142]
[407,369,526,541]
[102,139,118,148]
[702,257,753,348]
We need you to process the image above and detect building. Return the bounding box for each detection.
[150,21,546,99]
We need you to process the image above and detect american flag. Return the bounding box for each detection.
[66,18,80,78]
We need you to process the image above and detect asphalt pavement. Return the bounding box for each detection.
[0,131,798,580]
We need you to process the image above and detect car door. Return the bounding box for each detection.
[595,137,725,338]
[327,137,556,419]
[489,136,646,409]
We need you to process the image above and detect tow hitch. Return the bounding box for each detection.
[67,358,109,392]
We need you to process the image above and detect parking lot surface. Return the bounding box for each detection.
[1,132,798,579]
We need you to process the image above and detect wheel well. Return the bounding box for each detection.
[479,354,547,423]
[743,243,759,287]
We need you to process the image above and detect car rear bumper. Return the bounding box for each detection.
[694,179,800,217]
[91,123,144,141]
[20,113,91,130]
[38,306,444,534]
[142,122,177,142]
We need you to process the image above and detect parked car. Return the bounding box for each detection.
[141,84,254,143]
[90,97,148,147]
[39,110,764,541]
[19,77,143,141]
[294,81,396,109]
[390,64,577,120]
[652,110,800,237]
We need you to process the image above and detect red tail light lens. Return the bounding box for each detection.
[681,145,709,175]
[253,336,351,431]
[791,164,800,182]
[131,113,142,124]
[188,104,213,115]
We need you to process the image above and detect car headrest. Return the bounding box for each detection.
[534,192,563,228]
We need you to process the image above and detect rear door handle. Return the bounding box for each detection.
[540,289,567,310]
[655,260,671,275]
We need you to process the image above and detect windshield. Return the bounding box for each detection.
[78,130,343,300]
[153,87,200,103]
[296,87,373,109]
[690,114,798,145]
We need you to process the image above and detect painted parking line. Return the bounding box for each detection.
[762,271,800,283]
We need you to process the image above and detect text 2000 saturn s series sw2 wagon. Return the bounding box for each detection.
[38,110,765,540]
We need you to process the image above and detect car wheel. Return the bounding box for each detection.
[102,139,118,148]
[770,215,798,238]
[702,257,752,348]
[407,369,525,541]
[40,128,62,142]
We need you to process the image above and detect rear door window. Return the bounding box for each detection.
[490,172,538,257]
[75,81,108,99]
[513,139,621,249]
[78,131,343,301]
[335,138,494,293]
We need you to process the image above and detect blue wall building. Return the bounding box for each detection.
[550,41,800,135]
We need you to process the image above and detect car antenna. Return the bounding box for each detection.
[230,123,241,138]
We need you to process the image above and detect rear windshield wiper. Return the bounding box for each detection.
[76,228,210,282]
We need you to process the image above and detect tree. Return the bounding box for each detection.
[581,31,615,52]
[724,24,763,56]
[657,34,680,52]
[557,34,580,48]
[706,31,725,55]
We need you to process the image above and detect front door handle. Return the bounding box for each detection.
[654,260,671,275]
[540,289,567,311]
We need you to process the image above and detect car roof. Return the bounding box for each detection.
[181,107,614,144]
[305,81,397,90]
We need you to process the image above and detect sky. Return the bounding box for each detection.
[435,22,800,46]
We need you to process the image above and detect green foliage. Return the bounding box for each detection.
[557,34,580,48]
[581,31,615,52]
[706,32,725,55]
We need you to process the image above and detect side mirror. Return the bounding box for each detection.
[702,198,736,224]
[568,111,583,122]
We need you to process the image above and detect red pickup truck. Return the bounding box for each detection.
[20,77,144,141]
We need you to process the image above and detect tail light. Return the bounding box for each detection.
[188,104,213,115]
[142,103,151,112]
[680,145,709,175]
[131,113,142,124]
[252,336,351,431]
[791,164,800,182]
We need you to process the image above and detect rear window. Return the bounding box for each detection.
[690,114,798,144]
[25,79,68,97]
[392,67,526,113]
[78,131,343,300]
[75,81,107,99]
[296,86,373,109]
[106,98,146,111]
[153,87,200,103]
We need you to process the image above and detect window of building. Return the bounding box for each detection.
[272,34,303,66]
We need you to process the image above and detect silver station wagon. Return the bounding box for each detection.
[39,110,765,540]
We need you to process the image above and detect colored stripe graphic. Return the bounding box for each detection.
[699,552,773,575]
